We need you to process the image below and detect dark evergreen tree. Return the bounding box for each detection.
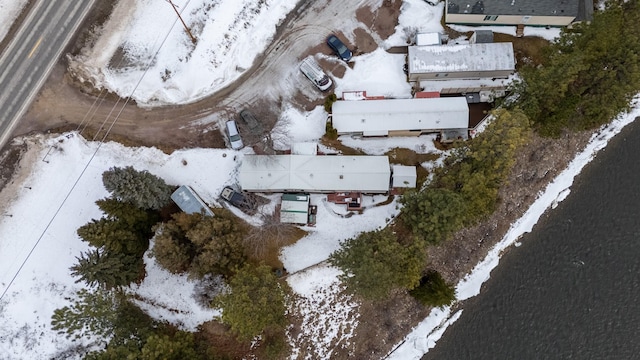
[151,210,246,279]
[70,249,144,289]
[213,265,288,341]
[51,289,154,349]
[409,270,456,308]
[77,218,146,256]
[96,197,159,239]
[102,166,173,210]
[400,187,466,244]
[329,228,425,300]
[139,332,202,360]
[151,222,194,274]
[513,0,640,136]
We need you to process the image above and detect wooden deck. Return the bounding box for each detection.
[327,192,362,210]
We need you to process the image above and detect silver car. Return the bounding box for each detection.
[225,120,244,150]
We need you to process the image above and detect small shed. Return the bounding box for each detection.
[416,32,442,46]
[171,185,214,217]
[470,30,494,44]
[392,165,417,188]
[280,193,310,224]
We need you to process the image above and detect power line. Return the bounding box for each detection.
[0,1,191,302]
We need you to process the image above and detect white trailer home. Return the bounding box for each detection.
[331,97,469,137]
[407,42,515,82]
[445,0,593,28]
[239,155,391,194]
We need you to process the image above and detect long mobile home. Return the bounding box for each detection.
[331,97,469,137]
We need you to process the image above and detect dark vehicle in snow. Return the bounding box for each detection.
[326,34,352,62]
[221,186,247,207]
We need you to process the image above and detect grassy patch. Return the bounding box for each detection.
[385,147,439,189]
[319,136,366,155]
[385,147,439,165]
[246,226,307,270]
[493,32,550,69]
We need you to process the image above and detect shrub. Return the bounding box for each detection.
[324,93,338,113]
[409,270,456,308]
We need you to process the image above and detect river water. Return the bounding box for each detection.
[423,121,640,360]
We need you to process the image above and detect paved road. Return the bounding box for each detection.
[0,0,96,149]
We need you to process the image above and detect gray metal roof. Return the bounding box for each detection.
[447,0,581,17]
[473,30,494,44]
[171,185,214,217]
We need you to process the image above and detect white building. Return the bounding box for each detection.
[171,185,214,217]
[391,165,417,188]
[280,193,311,224]
[407,43,515,82]
[331,97,469,137]
[445,0,593,28]
[239,155,391,193]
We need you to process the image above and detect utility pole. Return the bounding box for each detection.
[166,0,197,44]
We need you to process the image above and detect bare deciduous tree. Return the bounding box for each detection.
[243,209,297,258]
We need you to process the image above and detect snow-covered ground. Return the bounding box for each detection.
[1,0,636,359]
[0,0,28,42]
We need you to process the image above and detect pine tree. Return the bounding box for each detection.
[139,332,202,360]
[409,270,456,308]
[78,218,146,256]
[51,289,119,342]
[96,197,159,239]
[400,187,466,244]
[514,0,640,135]
[102,166,173,210]
[329,228,425,300]
[213,265,288,341]
[52,289,154,349]
[151,222,194,274]
[77,218,112,249]
[70,249,145,289]
[151,210,246,279]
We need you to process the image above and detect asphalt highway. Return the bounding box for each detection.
[0,0,96,149]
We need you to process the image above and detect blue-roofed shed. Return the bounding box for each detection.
[171,185,214,217]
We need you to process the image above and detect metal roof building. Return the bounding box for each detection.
[391,165,417,188]
[331,97,469,137]
[239,155,391,193]
[408,43,515,82]
[445,0,593,27]
[280,193,311,224]
[171,185,214,217]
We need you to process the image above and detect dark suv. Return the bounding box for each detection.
[326,34,352,62]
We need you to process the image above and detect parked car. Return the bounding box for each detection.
[299,57,333,91]
[225,120,244,150]
[220,186,250,210]
[239,109,262,132]
[326,34,352,62]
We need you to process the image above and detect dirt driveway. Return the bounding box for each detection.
[12,0,403,153]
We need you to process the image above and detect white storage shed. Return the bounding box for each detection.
[280,193,310,224]
[392,165,417,188]
[239,155,391,193]
[171,185,214,217]
[331,97,469,137]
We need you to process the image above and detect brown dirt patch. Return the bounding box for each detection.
[365,0,403,41]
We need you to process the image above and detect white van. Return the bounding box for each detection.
[300,57,333,91]
[225,120,244,150]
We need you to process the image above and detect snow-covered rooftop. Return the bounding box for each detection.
[408,42,515,74]
[239,155,392,193]
[332,97,469,135]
